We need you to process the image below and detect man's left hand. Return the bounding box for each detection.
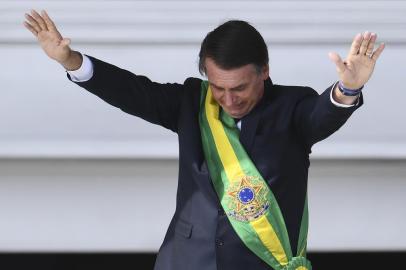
[329,31,385,90]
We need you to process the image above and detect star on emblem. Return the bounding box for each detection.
[227,176,263,213]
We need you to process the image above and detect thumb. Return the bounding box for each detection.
[60,38,71,47]
[328,52,346,74]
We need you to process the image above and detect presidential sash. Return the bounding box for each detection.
[199,81,311,270]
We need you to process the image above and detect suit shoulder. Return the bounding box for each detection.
[272,84,318,98]
[183,77,203,89]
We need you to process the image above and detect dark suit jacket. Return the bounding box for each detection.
[69,56,362,270]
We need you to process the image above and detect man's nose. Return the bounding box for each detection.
[224,91,234,107]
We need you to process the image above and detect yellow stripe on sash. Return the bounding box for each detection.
[250,216,289,266]
[205,86,289,265]
[205,88,245,183]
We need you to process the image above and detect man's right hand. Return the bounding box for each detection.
[24,9,82,71]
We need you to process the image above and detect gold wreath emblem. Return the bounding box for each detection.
[226,176,270,222]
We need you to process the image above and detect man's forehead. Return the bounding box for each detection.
[205,59,257,87]
[205,58,256,74]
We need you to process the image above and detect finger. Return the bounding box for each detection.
[30,9,48,31]
[328,52,346,73]
[24,13,41,33]
[372,43,385,61]
[41,10,57,32]
[365,33,377,56]
[359,31,371,55]
[349,33,362,56]
[23,21,38,36]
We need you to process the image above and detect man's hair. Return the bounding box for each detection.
[198,20,269,75]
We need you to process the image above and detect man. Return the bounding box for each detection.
[24,9,384,270]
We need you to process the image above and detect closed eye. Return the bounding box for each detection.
[231,85,247,92]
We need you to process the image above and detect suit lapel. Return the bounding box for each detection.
[239,109,261,153]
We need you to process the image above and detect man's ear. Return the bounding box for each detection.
[261,64,269,80]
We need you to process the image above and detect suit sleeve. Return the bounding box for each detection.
[293,83,363,147]
[67,55,186,133]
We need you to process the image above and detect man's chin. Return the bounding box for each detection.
[222,106,249,119]
[226,110,246,119]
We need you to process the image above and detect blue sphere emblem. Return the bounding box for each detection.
[238,187,255,204]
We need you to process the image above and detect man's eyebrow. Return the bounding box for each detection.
[209,82,223,90]
[230,83,248,90]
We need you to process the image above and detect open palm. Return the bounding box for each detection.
[329,32,385,90]
[24,10,71,63]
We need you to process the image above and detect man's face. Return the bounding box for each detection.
[205,58,269,119]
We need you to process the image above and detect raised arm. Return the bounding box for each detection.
[294,32,385,147]
[23,9,82,71]
[23,9,188,133]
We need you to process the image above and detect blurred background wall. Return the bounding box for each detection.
[1,0,405,257]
